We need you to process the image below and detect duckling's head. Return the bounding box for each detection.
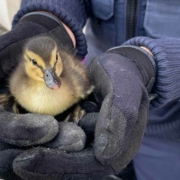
[23,36,63,90]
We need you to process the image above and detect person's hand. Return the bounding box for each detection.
[0,12,82,179]
[12,45,155,180]
[0,10,78,146]
[0,122,87,180]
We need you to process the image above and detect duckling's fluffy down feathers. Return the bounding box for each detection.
[9,36,94,116]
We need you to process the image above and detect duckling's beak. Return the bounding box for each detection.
[44,70,61,90]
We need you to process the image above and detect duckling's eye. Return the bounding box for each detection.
[31,59,37,66]
[56,54,58,61]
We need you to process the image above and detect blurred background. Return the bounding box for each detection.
[0,0,21,34]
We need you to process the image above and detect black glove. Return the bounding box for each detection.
[0,119,87,180]
[0,105,59,180]
[94,46,155,168]
[0,11,79,146]
[12,46,155,180]
[0,142,23,180]
[0,12,78,179]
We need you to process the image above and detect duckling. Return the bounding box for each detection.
[0,36,94,123]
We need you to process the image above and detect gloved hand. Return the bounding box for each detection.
[0,118,87,180]
[12,46,155,180]
[0,11,80,146]
[0,12,83,179]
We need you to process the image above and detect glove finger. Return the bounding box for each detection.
[0,107,59,146]
[109,103,148,171]
[78,113,98,143]
[88,56,149,167]
[43,122,86,152]
[13,147,115,180]
[94,100,148,171]
[0,142,23,180]
[95,105,127,165]
[88,58,128,164]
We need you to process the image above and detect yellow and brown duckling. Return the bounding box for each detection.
[0,36,94,123]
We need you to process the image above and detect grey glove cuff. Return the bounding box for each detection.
[20,12,76,55]
[107,45,156,95]
[112,45,156,70]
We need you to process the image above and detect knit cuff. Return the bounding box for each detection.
[125,37,180,107]
[12,0,88,59]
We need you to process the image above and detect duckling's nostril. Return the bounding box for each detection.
[44,70,52,80]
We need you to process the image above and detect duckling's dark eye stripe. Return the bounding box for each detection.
[53,53,58,70]
[26,54,45,72]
